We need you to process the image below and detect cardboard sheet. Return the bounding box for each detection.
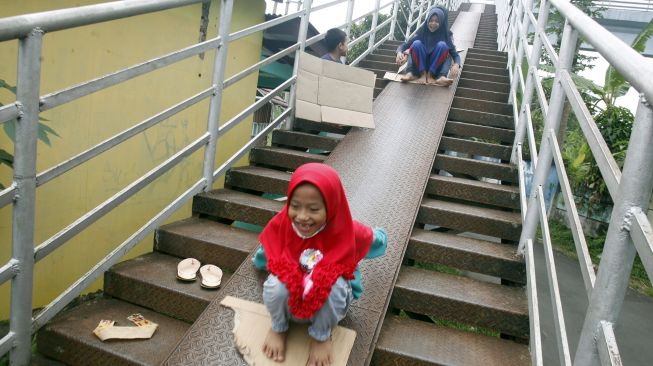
[383,49,466,84]
[221,296,356,366]
[296,52,375,129]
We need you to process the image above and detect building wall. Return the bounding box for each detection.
[0,0,265,319]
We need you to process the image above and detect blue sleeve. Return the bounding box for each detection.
[252,245,267,270]
[450,47,461,65]
[397,36,417,53]
[365,227,388,259]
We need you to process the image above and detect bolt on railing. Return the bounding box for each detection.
[498,0,653,363]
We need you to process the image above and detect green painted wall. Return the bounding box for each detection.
[0,0,265,318]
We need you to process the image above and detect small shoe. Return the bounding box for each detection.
[177,258,201,281]
[199,264,223,289]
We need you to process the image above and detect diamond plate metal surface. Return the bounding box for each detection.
[163,18,478,361]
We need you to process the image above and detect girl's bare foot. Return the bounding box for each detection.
[400,72,418,82]
[431,76,453,87]
[262,329,287,362]
[416,72,428,84]
[307,338,333,366]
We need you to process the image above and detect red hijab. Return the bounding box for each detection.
[259,163,373,319]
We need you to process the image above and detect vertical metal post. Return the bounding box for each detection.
[345,0,356,39]
[405,0,417,41]
[285,0,313,131]
[368,0,381,50]
[508,0,534,101]
[574,97,653,366]
[507,0,524,75]
[202,0,233,189]
[273,1,279,14]
[517,20,578,254]
[389,0,400,40]
[9,28,43,366]
[511,0,551,163]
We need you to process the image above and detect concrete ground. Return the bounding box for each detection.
[534,243,653,365]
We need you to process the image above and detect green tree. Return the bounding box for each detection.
[0,79,59,188]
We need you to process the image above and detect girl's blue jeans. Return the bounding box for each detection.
[406,39,452,78]
[263,274,353,341]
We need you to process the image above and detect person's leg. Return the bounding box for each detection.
[402,40,427,82]
[307,277,353,366]
[427,41,450,78]
[262,274,290,362]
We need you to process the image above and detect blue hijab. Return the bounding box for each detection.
[414,8,455,54]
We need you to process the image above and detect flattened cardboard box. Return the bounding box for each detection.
[296,52,375,129]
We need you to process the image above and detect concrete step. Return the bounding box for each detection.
[464,56,507,69]
[384,39,404,47]
[373,48,397,57]
[373,316,530,365]
[374,87,384,98]
[434,154,518,184]
[250,146,326,170]
[463,64,507,77]
[225,165,290,196]
[192,188,283,227]
[377,43,399,52]
[455,86,508,103]
[459,77,510,94]
[439,135,512,162]
[359,59,398,72]
[104,252,232,323]
[271,129,341,151]
[155,217,259,272]
[363,67,388,79]
[391,266,528,338]
[426,174,519,210]
[417,197,522,241]
[37,298,190,366]
[407,229,525,283]
[461,70,509,84]
[375,77,390,89]
[367,53,396,63]
[445,120,515,144]
[468,48,507,60]
[294,118,350,135]
[448,107,514,129]
[452,96,512,116]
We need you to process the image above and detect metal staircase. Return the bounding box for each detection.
[34,6,533,366]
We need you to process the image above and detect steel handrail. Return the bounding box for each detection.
[499,0,653,362]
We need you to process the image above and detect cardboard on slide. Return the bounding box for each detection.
[295,52,376,129]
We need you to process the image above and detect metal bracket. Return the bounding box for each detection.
[639,93,650,107]
[621,207,641,232]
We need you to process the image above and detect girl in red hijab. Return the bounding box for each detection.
[252,163,387,366]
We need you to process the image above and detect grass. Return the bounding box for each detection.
[544,219,653,297]
[398,310,500,337]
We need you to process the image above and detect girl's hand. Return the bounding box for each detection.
[450,63,461,78]
[396,51,407,65]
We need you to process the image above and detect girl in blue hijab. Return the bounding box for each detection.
[396,7,462,86]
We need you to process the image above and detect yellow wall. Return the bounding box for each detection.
[0,0,265,319]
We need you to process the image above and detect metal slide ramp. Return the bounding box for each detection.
[36,5,529,366]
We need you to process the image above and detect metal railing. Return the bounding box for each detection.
[0,0,463,363]
[498,0,653,363]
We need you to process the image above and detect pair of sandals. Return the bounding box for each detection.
[176,258,223,289]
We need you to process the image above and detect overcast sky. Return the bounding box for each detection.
[263,0,395,33]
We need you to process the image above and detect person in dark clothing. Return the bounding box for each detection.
[321,28,348,64]
[395,7,462,86]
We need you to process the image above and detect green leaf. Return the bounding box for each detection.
[631,18,653,54]
[0,79,17,94]
[0,149,13,168]
[3,120,16,142]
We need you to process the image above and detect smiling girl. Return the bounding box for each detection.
[252,163,387,366]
